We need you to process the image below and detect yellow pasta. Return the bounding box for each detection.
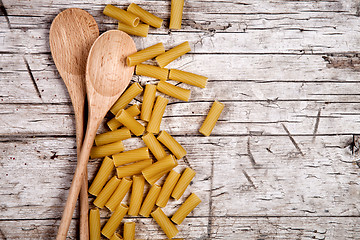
[156,170,181,207]
[116,159,153,178]
[90,140,125,159]
[171,193,201,225]
[88,156,114,196]
[199,100,224,136]
[169,69,208,88]
[105,177,133,212]
[135,64,169,81]
[89,208,101,240]
[102,203,128,239]
[155,42,190,68]
[127,43,165,67]
[123,222,136,240]
[146,166,174,185]
[110,83,143,115]
[140,84,157,122]
[95,127,131,146]
[115,109,145,136]
[172,167,196,200]
[139,184,162,217]
[103,4,140,27]
[118,22,149,37]
[127,3,163,28]
[151,207,179,239]
[157,81,191,101]
[110,233,123,240]
[107,105,141,131]
[93,176,121,208]
[169,0,185,29]
[113,147,150,167]
[142,132,167,161]
[142,155,177,184]
[128,175,145,216]
[157,130,186,159]
[147,96,169,134]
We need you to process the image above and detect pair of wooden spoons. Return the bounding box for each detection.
[49,8,137,239]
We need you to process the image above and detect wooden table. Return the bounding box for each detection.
[1,0,360,239]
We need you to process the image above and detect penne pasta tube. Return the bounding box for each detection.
[128,175,145,216]
[115,109,145,136]
[142,132,167,161]
[116,159,153,178]
[169,0,185,29]
[135,64,169,81]
[171,193,201,225]
[156,170,181,208]
[151,207,179,239]
[110,83,143,115]
[110,233,123,240]
[90,140,125,159]
[142,155,177,183]
[89,208,101,240]
[199,100,224,136]
[169,69,208,88]
[113,147,150,167]
[103,4,140,27]
[102,203,128,239]
[93,176,121,208]
[147,96,169,134]
[107,105,141,131]
[155,42,190,68]
[95,127,131,146]
[157,81,191,101]
[171,168,196,200]
[118,22,149,37]
[139,184,162,217]
[123,222,136,240]
[105,177,133,212]
[127,3,163,28]
[140,84,157,122]
[127,43,165,67]
[145,165,174,186]
[157,130,186,159]
[88,156,114,196]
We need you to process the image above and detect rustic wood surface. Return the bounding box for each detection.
[1,0,360,239]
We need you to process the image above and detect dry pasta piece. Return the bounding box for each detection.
[93,176,121,208]
[155,41,190,68]
[169,69,208,88]
[113,147,150,167]
[157,130,186,159]
[127,3,163,28]
[88,156,114,196]
[118,22,149,37]
[123,222,135,240]
[140,84,157,122]
[156,170,180,207]
[171,193,201,225]
[169,0,185,29]
[146,165,174,185]
[142,132,167,161]
[102,203,128,239]
[142,155,177,184]
[116,159,153,178]
[110,83,143,115]
[147,96,169,134]
[157,81,190,101]
[199,100,224,136]
[135,64,169,81]
[89,208,101,240]
[107,105,141,131]
[139,184,162,217]
[103,4,139,27]
[110,233,123,240]
[151,207,179,239]
[115,109,145,136]
[105,178,133,212]
[90,140,125,159]
[172,167,196,200]
[127,43,165,67]
[95,127,131,146]
[128,175,145,216]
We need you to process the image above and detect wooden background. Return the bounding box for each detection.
[1,0,360,239]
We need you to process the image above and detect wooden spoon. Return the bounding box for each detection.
[49,8,99,240]
[56,30,136,240]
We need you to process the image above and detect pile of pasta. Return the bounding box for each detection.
[87,2,225,240]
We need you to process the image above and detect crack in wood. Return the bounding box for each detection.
[247,137,258,167]
[0,227,6,240]
[0,0,11,29]
[182,155,192,168]
[242,170,256,189]
[281,123,304,156]
[207,159,214,239]
[312,108,321,142]
[23,56,42,100]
